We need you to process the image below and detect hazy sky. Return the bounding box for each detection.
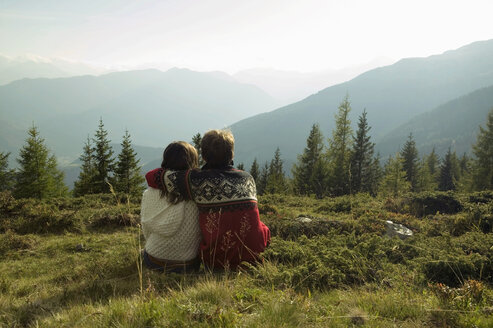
[1,0,493,73]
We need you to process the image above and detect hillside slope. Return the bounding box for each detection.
[0,68,279,163]
[377,85,493,157]
[230,39,493,167]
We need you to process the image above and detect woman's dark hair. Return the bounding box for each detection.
[160,141,198,203]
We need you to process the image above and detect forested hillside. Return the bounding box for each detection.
[377,85,493,156]
[0,68,279,164]
[231,40,493,167]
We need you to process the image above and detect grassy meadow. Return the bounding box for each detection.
[0,191,492,327]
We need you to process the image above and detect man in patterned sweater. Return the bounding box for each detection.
[146,129,270,270]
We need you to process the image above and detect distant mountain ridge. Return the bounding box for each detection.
[0,54,107,85]
[377,85,493,157]
[229,39,493,168]
[233,57,394,105]
[0,67,280,166]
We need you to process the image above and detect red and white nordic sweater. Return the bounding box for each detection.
[145,165,270,269]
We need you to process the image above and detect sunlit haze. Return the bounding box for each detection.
[1,0,493,73]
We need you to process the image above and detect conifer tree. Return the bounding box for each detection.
[73,137,97,196]
[350,109,376,194]
[471,109,493,190]
[0,151,15,191]
[249,158,260,184]
[257,162,269,195]
[265,148,287,194]
[367,153,383,196]
[236,163,245,170]
[14,125,67,199]
[458,153,473,191]
[426,148,440,178]
[401,133,419,191]
[292,123,326,195]
[92,118,115,193]
[114,130,145,196]
[192,133,205,167]
[379,153,410,196]
[416,157,436,192]
[327,95,353,196]
[311,156,329,198]
[438,148,460,191]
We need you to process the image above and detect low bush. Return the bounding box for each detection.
[0,230,39,257]
[254,233,396,290]
[408,192,463,216]
[0,199,82,234]
[468,191,493,204]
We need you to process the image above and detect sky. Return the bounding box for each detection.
[1,0,493,73]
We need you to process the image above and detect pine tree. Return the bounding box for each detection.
[350,109,376,194]
[236,163,245,170]
[458,153,473,191]
[416,158,436,192]
[73,136,97,196]
[379,153,410,196]
[311,156,329,198]
[192,133,205,167]
[367,153,383,196]
[0,152,15,191]
[249,158,260,183]
[92,118,115,193]
[426,148,440,178]
[14,125,67,199]
[257,162,269,195]
[401,133,419,191]
[471,108,493,190]
[292,123,326,195]
[114,130,145,196]
[327,95,353,196]
[438,148,460,191]
[265,148,287,194]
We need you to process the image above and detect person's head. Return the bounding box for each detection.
[201,129,234,166]
[161,141,199,170]
[160,141,198,203]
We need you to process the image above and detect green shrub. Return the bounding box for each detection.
[418,232,493,286]
[315,196,354,214]
[264,216,348,240]
[0,230,38,257]
[408,192,463,217]
[88,207,140,228]
[468,191,493,204]
[0,199,82,234]
[254,234,395,290]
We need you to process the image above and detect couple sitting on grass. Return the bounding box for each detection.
[140,129,271,273]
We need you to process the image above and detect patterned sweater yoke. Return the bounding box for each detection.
[163,168,258,207]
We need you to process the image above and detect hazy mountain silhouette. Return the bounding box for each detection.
[0,68,279,166]
[0,54,107,85]
[233,57,394,105]
[230,39,493,168]
[377,84,493,158]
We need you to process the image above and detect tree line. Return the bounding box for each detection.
[0,118,144,199]
[1,99,492,200]
[245,96,493,197]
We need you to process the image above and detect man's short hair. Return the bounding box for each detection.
[201,129,235,166]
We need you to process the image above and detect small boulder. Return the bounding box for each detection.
[385,220,413,240]
[296,216,313,223]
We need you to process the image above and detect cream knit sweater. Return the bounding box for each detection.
[140,188,201,261]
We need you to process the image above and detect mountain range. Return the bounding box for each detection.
[230,39,493,168]
[1,40,493,187]
[377,85,493,158]
[233,57,394,105]
[0,67,279,166]
[0,54,107,86]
